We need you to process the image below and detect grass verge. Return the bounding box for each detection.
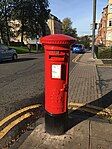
[98,47,112,59]
[9,46,29,54]
[10,45,44,54]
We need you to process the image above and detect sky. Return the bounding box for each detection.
[49,0,108,36]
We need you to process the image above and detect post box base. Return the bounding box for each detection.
[45,111,68,135]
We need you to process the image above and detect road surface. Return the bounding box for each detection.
[0,52,77,120]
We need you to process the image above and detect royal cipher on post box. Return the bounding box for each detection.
[40,34,75,135]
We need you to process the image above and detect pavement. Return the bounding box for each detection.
[17,52,112,149]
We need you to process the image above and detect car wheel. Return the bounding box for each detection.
[12,54,17,61]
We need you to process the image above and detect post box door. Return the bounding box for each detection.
[45,61,69,114]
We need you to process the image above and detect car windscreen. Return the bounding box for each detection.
[74,45,82,48]
[0,45,8,50]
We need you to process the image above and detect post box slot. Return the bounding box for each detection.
[49,55,65,58]
[49,55,65,61]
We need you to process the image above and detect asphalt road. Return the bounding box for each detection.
[0,52,77,120]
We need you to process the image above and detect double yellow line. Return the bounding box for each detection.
[72,54,82,63]
[0,102,112,139]
[0,104,41,139]
[68,102,112,119]
[0,55,82,140]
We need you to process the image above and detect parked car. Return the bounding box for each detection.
[0,44,17,62]
[71,44,86,54]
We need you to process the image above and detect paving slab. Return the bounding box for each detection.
[97,67,112,109]
[69,52,101,105]
[19,118,90,149]
[90,138,112,149]
[90,121,112,142]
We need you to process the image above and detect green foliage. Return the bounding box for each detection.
[37,0,51,36]
[9,46,29,54]
[62,18,72,31]
[0,0,15,45]
[78,35,92,48]
[12,0,50,42]
[62,18,77,38]
[98,47,112,59]
[10,44,44,54]
[0,0,50,45]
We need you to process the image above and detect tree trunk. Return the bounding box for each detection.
[41,23,46,36]
[0,29,4,44]
[21,20,24,46]
[4,4,10,45]
[21,4,24,46]
[6,19,10,45]
[21,27,24,46]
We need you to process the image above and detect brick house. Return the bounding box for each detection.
[96,0,112,46]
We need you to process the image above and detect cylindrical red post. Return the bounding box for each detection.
[40,34,75,135]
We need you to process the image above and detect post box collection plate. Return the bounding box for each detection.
[52,64,61,79]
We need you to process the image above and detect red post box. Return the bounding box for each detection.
[40,34,75,135]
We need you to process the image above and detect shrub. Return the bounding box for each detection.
[98,47,112,59]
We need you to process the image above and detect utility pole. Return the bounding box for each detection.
[92,0,97,59]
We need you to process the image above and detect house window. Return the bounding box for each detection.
[109,20,112,26]
[109,4,112,13]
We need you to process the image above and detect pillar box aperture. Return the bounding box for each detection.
[40,34,75,135]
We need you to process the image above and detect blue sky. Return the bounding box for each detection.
[49,0,108,36]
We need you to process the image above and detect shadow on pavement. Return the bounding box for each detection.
[67,90,112,131]
[0,58,37,64]
[3,92,45,117]
[0,93,45,148]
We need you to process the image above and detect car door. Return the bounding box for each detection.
[0,48,7,60]
[6,48,13,59]
[0,48,3,61]
[1,45,10,60]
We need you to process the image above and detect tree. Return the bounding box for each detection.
[38,0,50,36]
[0,0,50,45]
[78,35,92,48]
[62,18,77,38]
[12,0,50,45]
[12,0,33,45]
[0,0,15,45]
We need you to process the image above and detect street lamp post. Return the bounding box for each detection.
[36,35,39,53]
[92,0,97,59]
